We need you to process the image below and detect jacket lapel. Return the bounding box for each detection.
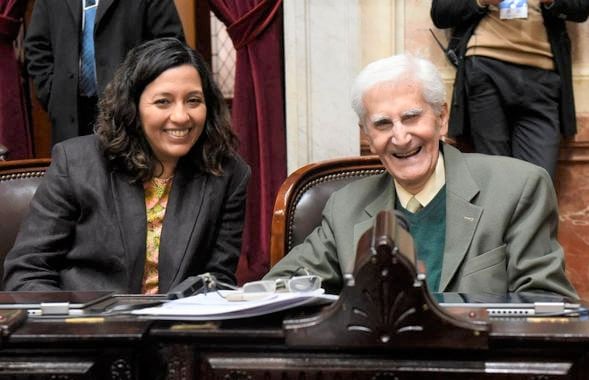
[347,145,482,291]
[95,0,115,29]
[438,144,482,291]
[158,168,207,292]
[65,0,81,24]
[110,172,146,293]
[352,174,396,268]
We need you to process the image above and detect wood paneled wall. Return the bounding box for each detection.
[24,0,51,158]
[556,122,589,301]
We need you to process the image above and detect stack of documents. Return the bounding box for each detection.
[132,289,337,320]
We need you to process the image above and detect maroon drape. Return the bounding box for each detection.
[209,0,286,284]
[0,0,32,159]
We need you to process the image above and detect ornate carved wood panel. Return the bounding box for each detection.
[197,353,575,380]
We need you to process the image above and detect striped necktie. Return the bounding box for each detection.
[79,0,97,96]
[406,196,423,213]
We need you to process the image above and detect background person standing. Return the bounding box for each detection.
[431,0,589,180]
[25,0,185,145]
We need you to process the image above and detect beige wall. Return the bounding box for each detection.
[283,0,362,173]
[568,20,589,141]
[359,1,454,102]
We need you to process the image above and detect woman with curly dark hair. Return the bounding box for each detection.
[4,38,250,294]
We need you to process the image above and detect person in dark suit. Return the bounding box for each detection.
[264,54,577,300]
[25,0,184,145]
[430,0,589,180]
[3,38,250,294]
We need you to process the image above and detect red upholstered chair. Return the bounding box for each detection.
[0,159,51,287]
[270,155,385,267]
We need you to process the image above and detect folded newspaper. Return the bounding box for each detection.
[132,289,337,320]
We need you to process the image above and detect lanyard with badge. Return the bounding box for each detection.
[499,0,528,19]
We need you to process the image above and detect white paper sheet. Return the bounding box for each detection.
[132,289,337,320]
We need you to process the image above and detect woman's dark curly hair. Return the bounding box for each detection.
[95,37,238,182]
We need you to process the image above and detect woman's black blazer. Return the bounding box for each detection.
[3,136,251,293]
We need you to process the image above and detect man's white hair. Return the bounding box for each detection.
[350,54,446,122]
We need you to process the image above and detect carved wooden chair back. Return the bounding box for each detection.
[270,155,385,267]
[0,159,51,286]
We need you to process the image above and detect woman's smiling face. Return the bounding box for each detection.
[139,64,207,173]
[361,80,448,194]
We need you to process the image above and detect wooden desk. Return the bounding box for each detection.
[2,317,152,379]
[148,315,589,380]
[0,306,585,379]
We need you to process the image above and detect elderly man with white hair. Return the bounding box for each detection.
[265,54,577,300]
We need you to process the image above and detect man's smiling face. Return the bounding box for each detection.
[361,80,448,194]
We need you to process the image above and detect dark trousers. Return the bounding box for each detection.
[464,56,561,180]
[78,95,98,136]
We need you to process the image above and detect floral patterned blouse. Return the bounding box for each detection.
[141,176,174,294]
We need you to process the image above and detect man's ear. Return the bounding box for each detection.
[358,123,367,138]
[438,103,449,136]
[359,123,377,154]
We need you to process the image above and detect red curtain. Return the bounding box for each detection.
[209,0,286,284]
[0,0,32,159]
